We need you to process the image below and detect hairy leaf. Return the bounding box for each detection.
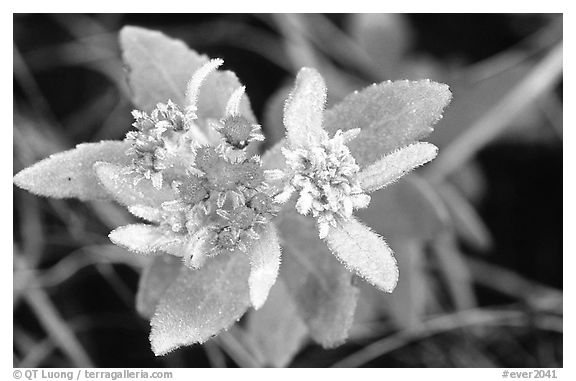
[358,142,438,193]
[277,211,358,347]
[326,218,398,293]
[244,280,308,367]
[13,141,131,201]
[120,26,255,124]
[93,162,177,208]
[136,256,182,319]
[247,224,282,309]
[150,252,251,355]
[323,79,451,167]
[108,224,181,256]
[284,68,328,148]
[128,205,162,223]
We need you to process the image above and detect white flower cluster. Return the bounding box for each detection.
[278,129,371,238]
[125,100,187,189]
[120,59,279,262]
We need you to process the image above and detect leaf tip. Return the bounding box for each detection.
[13,167,33,193]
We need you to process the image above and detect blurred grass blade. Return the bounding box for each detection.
[426,43,563,183]
[14,252,94,367]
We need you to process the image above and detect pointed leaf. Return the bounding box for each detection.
[326,218,398,293]
[109,224,182,256]
[150,252,251,355]
[277,211,358,347]
[13,141,131,201]
[247,224,281,309]
[128,205,162,223]
[323,79,451,167]
[136,256,182,319]
[358,142,438,193]
[284,67,328,148]
[244,280,308,367]
[120,26,255,124]
[93,162,177,208]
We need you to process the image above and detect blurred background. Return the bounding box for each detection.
[13,14,562,367]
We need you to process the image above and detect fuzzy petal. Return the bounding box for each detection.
[94,162,177,208]
[224,86,246,117]
[128,205,162,223]
[246,225,281,309]
[323,80,451,167]
[358,142,438,193]
[326,218,399,293]
[150,252,251,356]
[284,68,328,149]
[13,141,131,201]
[109,224,181,255]
[185,58,224,117]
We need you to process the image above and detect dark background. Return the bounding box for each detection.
[13,14,562,367]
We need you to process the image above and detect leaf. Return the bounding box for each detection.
[358,142,438,193]
[108,224,182,256]
[326,217,398,293]
[93,162,177,208]
[150,252,252,356]
[244,280,308,367]
[119,26,255,124]
[136,255,182,319]
[13,141,131,201]
[284,67,328,148]
[128,205,162,223]
[323,79,452,167]
[277,210,358,347]
[246,224,282,310]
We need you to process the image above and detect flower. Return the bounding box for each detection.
[100,59,282,313]
[277,128,371,238]
[274,68,440,293]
